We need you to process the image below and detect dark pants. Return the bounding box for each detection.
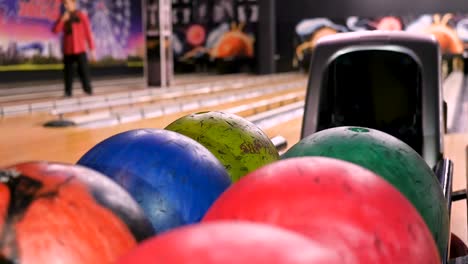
[63,52,92,96]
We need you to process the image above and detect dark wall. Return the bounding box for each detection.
[275,0,468,72]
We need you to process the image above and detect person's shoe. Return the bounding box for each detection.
[64,93,72,98]
[84,90,93,96]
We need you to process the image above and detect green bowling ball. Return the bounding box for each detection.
[282,126,449,258]
[165,111,280,182]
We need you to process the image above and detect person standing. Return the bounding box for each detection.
[53,0,95,97]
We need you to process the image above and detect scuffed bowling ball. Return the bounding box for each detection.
[0,161,154,264]
[77,129,231,233]
[165,111,279,182]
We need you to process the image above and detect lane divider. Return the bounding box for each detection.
[77,83,306,129]
[2,73,302,117]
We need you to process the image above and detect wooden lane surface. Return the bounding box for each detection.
[444,133,468,244]
[0,87,306,167]
[0,83,146,106]
[63,79,303,118]
[0,73,253,106]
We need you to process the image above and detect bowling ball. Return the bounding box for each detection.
[374,16,403,31]
[165,111,280,182]
[186,24,206,46]
[210,29,254,59]
[203,157,440,264]
[117,221,346,264]
[425,21,464,54]
[310,27,339,45]
[77,129,231,233]
[0,161,154,264]
[282,126,449,257]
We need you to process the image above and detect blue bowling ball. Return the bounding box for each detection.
[77,129,231,234]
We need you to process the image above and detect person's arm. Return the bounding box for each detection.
[81,12,95,52]
[52,12,69,33]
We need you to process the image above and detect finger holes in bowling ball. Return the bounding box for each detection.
[348,127,370,133]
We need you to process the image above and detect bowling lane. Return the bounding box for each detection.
[0,78,146,106]
[0,73,250,106]
[0,86,306,167]
[263,116,303,152]
[445,133,468,245]
[62,78,302,118]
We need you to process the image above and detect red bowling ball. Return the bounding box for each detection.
[203,157,440,263]
[117,221,349,264]
[186,24,206,46]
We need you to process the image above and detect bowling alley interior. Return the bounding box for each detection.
[1,0,468,263]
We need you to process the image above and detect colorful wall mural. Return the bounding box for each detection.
[171,0,258,73]
[0,0,144,72]
[294,14,468,70]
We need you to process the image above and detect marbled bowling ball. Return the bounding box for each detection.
[0,161,154,264]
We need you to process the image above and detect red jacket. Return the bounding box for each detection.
[53,11,95,55]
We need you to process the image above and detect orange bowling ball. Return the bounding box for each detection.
[427,25,464,54]
[211,29,254,59]
[0,161,154,264]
